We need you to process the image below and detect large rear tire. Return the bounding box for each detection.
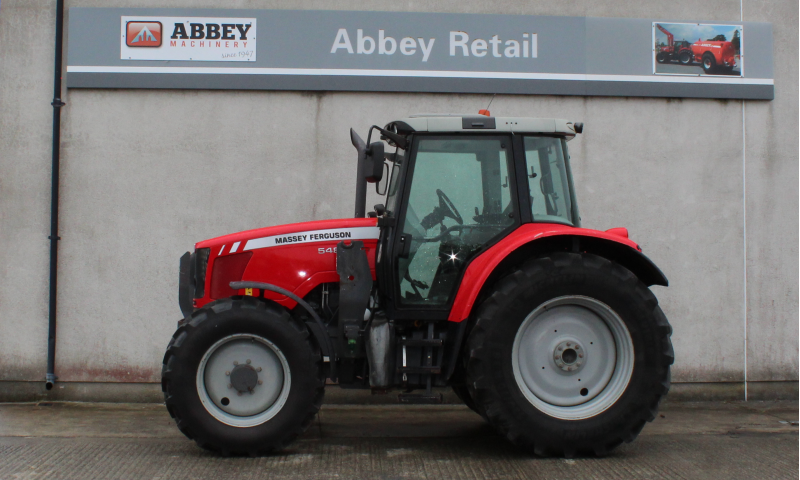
[702,53,717,73]
[162,296,324,455]
[464,252,673,457]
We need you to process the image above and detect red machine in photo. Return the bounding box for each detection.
[691,39,737,74]
[655,24,694,65]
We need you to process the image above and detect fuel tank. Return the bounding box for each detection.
[193,218,379,309]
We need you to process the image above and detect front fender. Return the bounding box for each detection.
[447,223,668,322]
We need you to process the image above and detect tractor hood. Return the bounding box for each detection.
[192,217,380,310]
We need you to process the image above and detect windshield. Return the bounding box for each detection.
[523,136,575,226]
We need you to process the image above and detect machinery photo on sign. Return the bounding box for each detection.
[653,22,742,76]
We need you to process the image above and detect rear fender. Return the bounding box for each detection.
[448,226,668,322]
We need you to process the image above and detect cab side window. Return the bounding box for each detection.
[524,137,573,225]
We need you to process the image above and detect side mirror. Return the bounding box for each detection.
[350,128,384,183]
[364,141,384,183]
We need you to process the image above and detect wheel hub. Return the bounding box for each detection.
[229,364,259,393]
[553,340,585,372]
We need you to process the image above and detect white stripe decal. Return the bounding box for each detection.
[218,245,226,256]
[244,226,380,251]
[230,241,241,253]
[66,66,774,86]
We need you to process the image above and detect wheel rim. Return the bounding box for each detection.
[196,334,291,427]
[704,58,712,69]
[512,296,634,420]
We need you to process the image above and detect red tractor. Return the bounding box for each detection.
[691,39,737,74]
[162,114,674,457]
[656,24,694,65]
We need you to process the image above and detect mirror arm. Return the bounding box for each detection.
[369,125,408,149]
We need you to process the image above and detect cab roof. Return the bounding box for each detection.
[386,114,581,138]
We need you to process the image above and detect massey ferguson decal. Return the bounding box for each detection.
[120,16,256,61]
[241,227,380,253]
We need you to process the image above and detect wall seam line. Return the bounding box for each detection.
[741,0,747,402]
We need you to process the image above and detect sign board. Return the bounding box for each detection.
[66,8,774,100]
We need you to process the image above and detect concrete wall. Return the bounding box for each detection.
[0,0,796,398]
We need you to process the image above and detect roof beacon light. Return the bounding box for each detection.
[478,109,491,116]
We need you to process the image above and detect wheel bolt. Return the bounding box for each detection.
[225,371,230,376]
[258,380,263,385]
[233,361,239,366]
[575,345,580,350]
[256,367,262,372]
[246,359,251,364]
[579,354,583,358]
[558,347,563,351]
[566,342,571,347]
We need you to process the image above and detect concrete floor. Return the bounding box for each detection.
[0,401,797,479]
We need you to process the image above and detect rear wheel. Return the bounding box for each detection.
[702,53,716,73]
[655,52,667,63]
[679,51,693,65]
[465,253,673,456]
[162,296,324,455]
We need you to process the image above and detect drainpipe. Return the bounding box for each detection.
[46,0,66,390]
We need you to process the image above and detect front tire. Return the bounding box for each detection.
[679,51,693,65]
[161,296,324,455]
[465,253,673,456]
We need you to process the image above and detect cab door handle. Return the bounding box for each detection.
[398,234,413,258]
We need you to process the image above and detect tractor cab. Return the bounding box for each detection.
[354,114,583,320]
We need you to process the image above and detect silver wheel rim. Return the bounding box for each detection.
[512,296,634,420]
[196,334,291,427]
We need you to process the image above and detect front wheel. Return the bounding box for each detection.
[679,51,693,65]
[161,297,324,455]
[465,253,673,456]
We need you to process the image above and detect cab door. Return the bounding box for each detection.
[381,134,520,320]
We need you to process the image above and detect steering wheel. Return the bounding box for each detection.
[436,189,463,225]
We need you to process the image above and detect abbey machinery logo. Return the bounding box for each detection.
[126,21,162,47]
[120,16,256,62]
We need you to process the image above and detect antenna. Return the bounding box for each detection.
[479,94,496,116]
